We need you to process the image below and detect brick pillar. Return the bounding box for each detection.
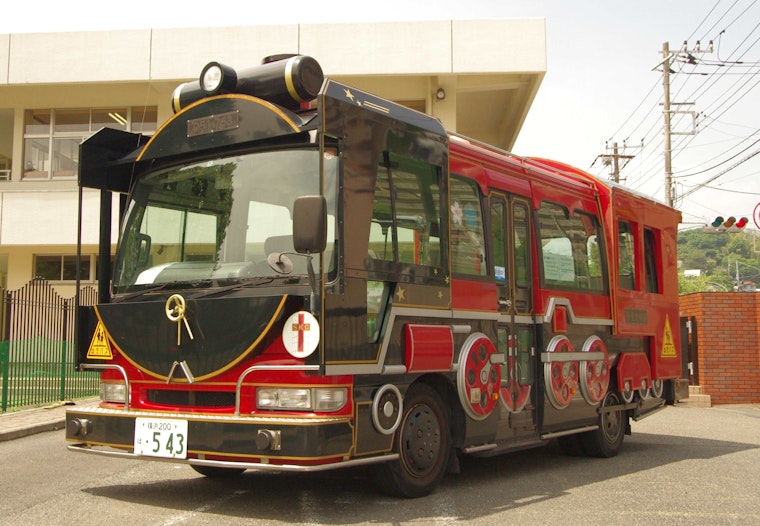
[679,292,760,404]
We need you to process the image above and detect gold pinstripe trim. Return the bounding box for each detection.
[94,295,289,382]
[137,94,301,162]
[171,83,185,114]
[284,56,302,102]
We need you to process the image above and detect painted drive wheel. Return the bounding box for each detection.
[457,333,500,420]
[579,335,610,406]
[544,335,578,410]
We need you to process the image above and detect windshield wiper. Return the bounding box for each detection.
[182,277,276,300]
[113,279,213,302]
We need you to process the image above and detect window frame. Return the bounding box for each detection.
[33,254,98,283]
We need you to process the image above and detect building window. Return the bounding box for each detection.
[23,107,157,180]
[34,255,94,282]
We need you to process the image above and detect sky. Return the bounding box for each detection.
[3,0,758,230]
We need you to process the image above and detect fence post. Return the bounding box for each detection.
[60,299,69,401]
[1,289,9,412]
[0,340,8,412]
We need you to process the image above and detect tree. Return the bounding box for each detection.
[677,229,760,294]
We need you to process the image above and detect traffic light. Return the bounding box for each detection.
[703,216,749,233]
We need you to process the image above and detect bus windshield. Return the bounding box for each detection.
[113,148,337,294]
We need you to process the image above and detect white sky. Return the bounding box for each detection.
[3,0,759,230]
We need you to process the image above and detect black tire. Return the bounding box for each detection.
[580,391,626,458]
[191,465,245,478]
[373,383,451,498]
[557,433,585,456]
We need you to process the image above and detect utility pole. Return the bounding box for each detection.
[662,42,673,206]
[658,41,712,207]
[594,140,641,183]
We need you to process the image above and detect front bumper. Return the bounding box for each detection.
[66,406,395,471]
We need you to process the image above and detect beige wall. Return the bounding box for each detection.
[2,20,545,83]
[0,18,546,296]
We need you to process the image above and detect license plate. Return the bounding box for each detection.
[134,417,188,459]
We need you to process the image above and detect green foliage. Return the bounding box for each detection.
[678,229,760,294]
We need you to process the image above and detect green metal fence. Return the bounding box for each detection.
[0,278,99,412]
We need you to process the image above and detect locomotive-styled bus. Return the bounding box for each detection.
[66,55,686,497]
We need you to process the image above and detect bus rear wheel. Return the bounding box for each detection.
[580,391,626,458]
[373,383,451,498]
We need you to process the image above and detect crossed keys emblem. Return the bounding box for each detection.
[165,294,195,346]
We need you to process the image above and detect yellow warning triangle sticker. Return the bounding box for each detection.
[661,315,677,358]
[87,321,113,360]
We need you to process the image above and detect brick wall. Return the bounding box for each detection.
[679,292,760,404]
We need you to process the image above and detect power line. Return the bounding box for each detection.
[679,147,760,199]
[604,0,760,202]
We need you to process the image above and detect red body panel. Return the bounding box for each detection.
[405,324,454,373]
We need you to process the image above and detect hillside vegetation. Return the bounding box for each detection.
[677,228,760,294]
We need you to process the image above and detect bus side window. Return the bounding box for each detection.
[644,228,659,293]
[538,202,605,292]
[369,153,444,269]
[450,175,486,276]
[367,280,389,342]
[618,221,636,290]
[371,165,395,262]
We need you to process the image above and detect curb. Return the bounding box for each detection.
[0,398,99,443]
[0,419,68,442]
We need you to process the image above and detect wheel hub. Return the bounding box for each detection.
[401,406,441,474]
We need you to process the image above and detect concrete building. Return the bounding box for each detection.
[0,19,546,296]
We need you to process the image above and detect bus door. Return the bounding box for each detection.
[489,192,536,437]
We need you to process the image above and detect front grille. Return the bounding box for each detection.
[147,390,236,408]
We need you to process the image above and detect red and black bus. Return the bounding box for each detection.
[66,55,686,497]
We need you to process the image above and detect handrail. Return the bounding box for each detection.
[235,364,320,416]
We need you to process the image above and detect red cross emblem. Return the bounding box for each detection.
[292,313,312,353]
[283,310,320,358]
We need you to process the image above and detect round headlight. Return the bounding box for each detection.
[201,65,223,92]
[199,62,237,95]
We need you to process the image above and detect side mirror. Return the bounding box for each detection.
[293,195,327,254]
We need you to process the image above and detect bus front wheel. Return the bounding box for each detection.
[373,383,451,498]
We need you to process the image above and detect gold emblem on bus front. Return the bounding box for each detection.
[165,294,194,346]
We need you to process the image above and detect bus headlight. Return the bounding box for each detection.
[199,62,237,95]
[99,382,126,404]
[256,387,347,412]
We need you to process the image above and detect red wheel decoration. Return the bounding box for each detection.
[543,335,578,410]
[579,335,610,406]
[456,333,500,420]
[500,355,531,412]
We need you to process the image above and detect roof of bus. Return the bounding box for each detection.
[448,134,681,224]
[449,134,596,194]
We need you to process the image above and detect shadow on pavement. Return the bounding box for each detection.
[82,430,759,523]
